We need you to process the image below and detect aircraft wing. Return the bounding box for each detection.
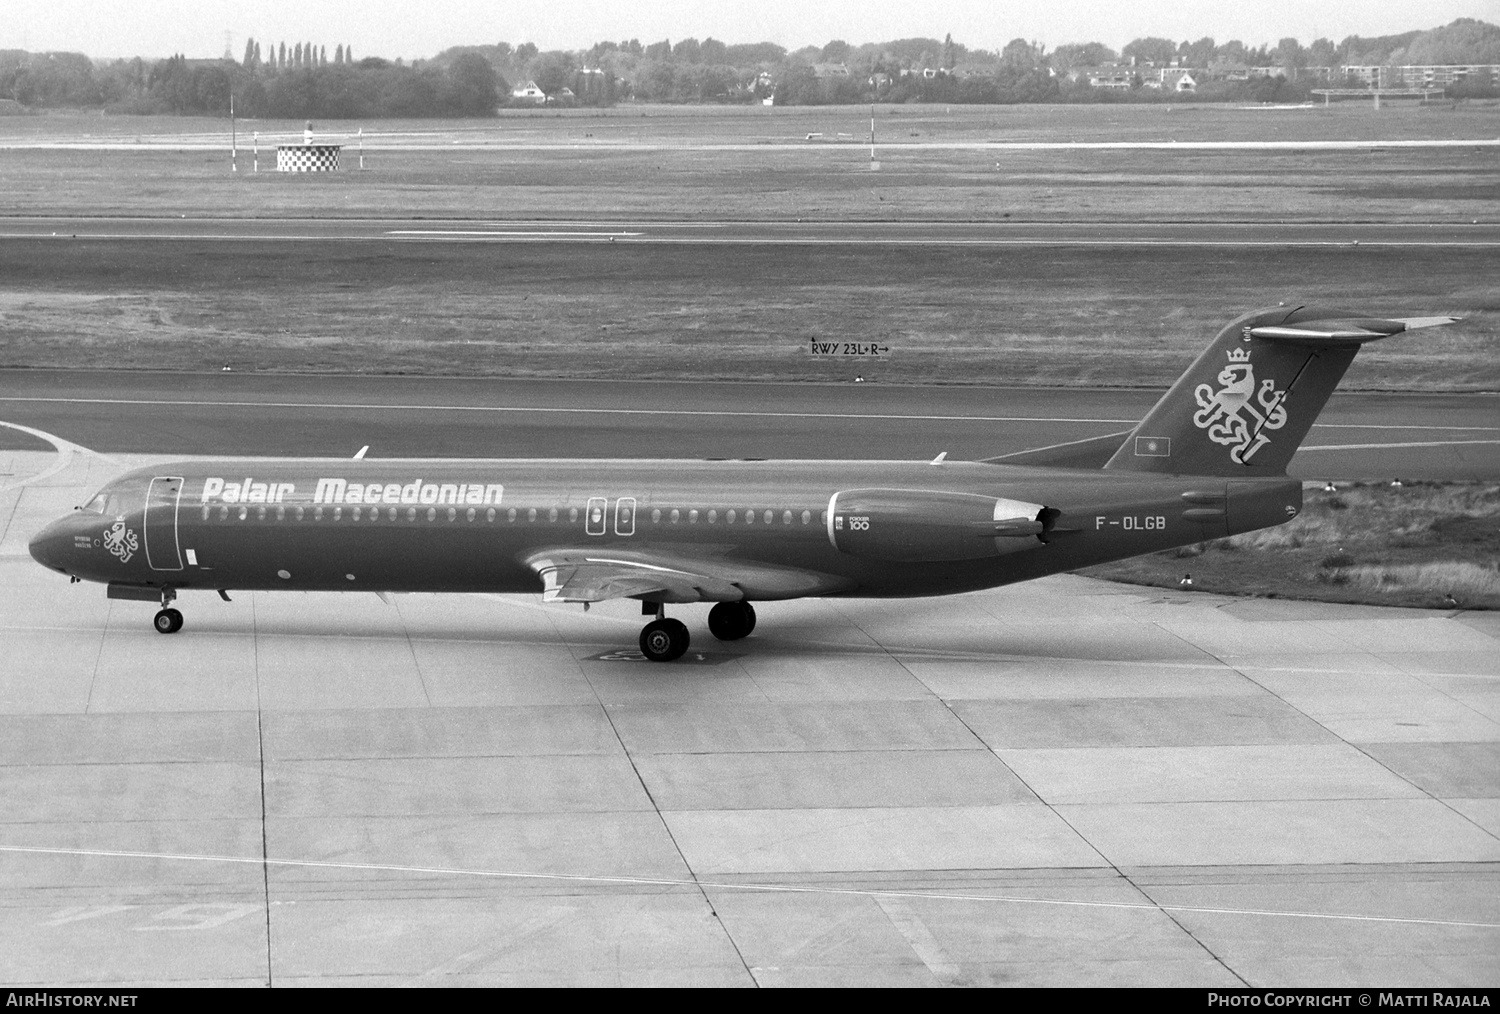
[524,548,852,604]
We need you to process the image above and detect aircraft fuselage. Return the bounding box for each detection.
[30,457,1300,600]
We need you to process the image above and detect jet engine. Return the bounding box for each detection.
[827,488,1052,562]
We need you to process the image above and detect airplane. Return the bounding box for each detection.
[28,305,1456,661]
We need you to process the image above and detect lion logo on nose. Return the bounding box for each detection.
[102,516,139,564]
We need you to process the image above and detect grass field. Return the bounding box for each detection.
[1,105,1494,388]
[1,103,1498,223]
[0,239,1494,390]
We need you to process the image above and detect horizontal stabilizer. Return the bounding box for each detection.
[1249,315,1459,344]
[1390,316,1462,330]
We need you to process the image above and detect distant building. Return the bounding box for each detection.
[1344,64,1500,89]
[1071,64,1134,90]
[1143,68,1197,92]
[812,62,850,79]
[1206,61,1250,81]
[511,80,545,103]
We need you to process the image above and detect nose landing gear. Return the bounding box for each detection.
[152,588,183,634]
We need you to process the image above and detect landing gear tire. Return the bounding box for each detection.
[708,601,756,641]
[639,618,690,662]
[153,608,183,634]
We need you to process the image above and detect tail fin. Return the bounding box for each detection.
[1103,305,1457,477]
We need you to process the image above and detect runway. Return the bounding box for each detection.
[2,370,1497,480]
[4,216,1499,247]
[7,136,1499,153]
[0,441,1496,986]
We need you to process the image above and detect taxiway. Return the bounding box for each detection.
[3,216,1499,247]
[0,431,1496,986]
[2,370,1496,480]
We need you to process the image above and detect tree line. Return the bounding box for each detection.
[1,18,1495,117]
[0,45,500,117]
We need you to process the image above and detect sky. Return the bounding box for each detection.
[5,0,1499,61]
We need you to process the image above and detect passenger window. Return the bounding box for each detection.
[726,509,735,524]
[238,507,248,521]
[528,508,537,522]
[744,509,753,525]
[466,508,476,522]
[689,509,698,524]
[296,506,305,521]
[407,507,416,521]
[219,506,229,521]
[801,510,811,525]
[426,508,436,521]
[569,507,579,523]
[333,507,342,521]
[201,506,210,521]
[548,507,558,523]
[276,506,285,521]
[447,507,457,521]
[708,509,717,524]
[651,509,661,523]
[671,509,680,523]
[507,508,516,522]
[257,506,266,521]
[352,507,362,521]
[487,508,496,522]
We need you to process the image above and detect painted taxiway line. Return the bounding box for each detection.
[0,397,1138,425]
[5,397,1499,432]
[1297,439,1500,451]
[386,235,1500,249]
[0,419,111,493]
[5,398,1498,443]
[7,139,1500,153]
[385,230,643,238]
[1,844,1493,930]
[9,229,1496,249]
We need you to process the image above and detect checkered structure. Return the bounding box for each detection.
[275,144,342,172]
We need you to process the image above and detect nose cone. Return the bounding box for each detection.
[28,518,72,574]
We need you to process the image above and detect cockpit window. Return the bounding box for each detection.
[81,493,109,514]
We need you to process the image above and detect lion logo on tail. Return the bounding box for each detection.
[1192,348,1288,464]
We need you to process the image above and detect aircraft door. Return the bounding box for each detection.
[615,497,637,536]
[144,476,184,571]
[585,497,608,536]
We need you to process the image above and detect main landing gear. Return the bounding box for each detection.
[153,588,183,634]
[637,601,758,662]
[707,601,756,642]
